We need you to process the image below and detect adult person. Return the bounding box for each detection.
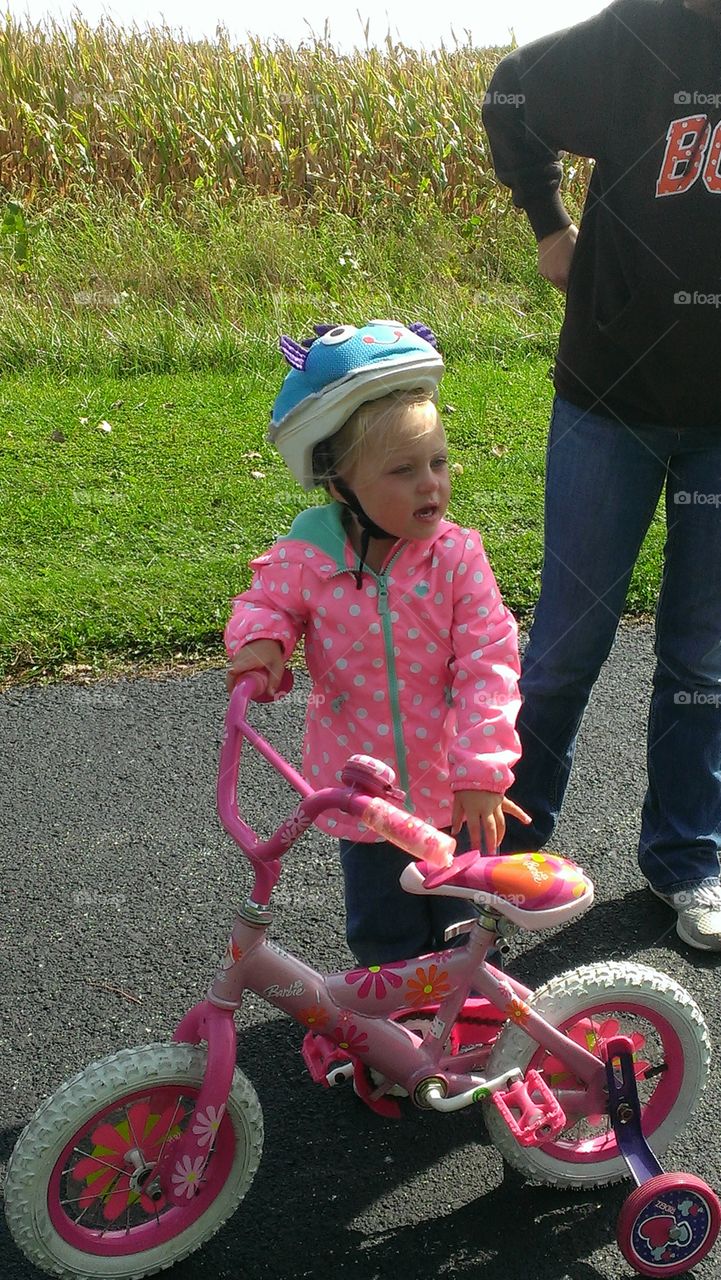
[482,0,721,949]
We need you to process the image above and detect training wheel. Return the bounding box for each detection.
[617,1172,721,1276]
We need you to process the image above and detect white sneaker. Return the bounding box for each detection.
[649,880,721,952]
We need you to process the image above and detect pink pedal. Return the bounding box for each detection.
[352,1063,402,1119]
[301,1031,353,1086]
[490,1069,567,1146]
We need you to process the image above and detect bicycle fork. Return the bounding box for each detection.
[146,908,271,1203]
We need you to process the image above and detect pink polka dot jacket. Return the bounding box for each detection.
[225,503,522,841]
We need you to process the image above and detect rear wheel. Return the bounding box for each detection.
[5,1042,263,1279]
[482,962,710,1188]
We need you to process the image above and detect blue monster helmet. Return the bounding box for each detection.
[268,319,444,489]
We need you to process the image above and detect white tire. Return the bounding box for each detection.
[4,1042,263,1279]
[482,961,710,1189]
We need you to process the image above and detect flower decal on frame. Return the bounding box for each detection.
[283,811,315,841]
[404,963,451,1007]
[332,1023,369,1055]
[171,1154,206,1199]
[505,996,531,1026]
[299,1004,330,1029]
[344,962,407,999]
[220,938,243,970]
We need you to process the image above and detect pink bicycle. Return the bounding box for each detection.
[5,671,720,1279]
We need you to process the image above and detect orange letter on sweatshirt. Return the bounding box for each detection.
[656,115,710,197]
[702,120,721,193]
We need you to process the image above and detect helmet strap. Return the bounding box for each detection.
[332,477,396,589]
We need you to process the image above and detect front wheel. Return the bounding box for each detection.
[482,961,710,1189]
[5,1042,263,1279]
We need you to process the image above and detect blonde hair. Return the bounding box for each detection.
[313,388,441,489]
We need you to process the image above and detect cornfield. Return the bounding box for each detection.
[0,14,592,217]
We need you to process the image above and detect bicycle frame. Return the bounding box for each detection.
[143,675,610,1205]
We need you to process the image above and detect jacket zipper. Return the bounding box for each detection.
[331,546,412,809]
[374,557,413,808]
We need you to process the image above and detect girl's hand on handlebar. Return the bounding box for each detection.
[451,790,532,855]
[226,639,285,695]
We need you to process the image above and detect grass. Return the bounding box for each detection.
[0,189,564,375]
[0,355,664,685]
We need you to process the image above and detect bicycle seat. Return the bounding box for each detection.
[400,850,594,930]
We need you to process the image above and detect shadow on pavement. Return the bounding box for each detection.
[1,1014,629,1280]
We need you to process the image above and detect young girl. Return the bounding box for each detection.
[226,320,529,964]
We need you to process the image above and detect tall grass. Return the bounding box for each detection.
[0,13,588,376]
[0,189,567,375]
[0,13,592,217]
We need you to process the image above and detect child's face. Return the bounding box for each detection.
[343,404,451,542]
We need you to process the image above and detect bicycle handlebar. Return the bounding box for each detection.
[355,796,455,868]
[220,671,456,875]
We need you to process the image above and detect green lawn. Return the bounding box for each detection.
[1,356,664,683]
[0,192,666,682]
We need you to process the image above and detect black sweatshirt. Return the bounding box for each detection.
[482,0,721,430]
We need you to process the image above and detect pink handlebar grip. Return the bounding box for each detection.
[359,796,456,867]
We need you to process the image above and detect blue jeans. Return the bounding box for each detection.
[340,824,474,965]
[501,396,721,894]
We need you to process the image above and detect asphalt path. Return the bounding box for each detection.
[1,621,720,1280]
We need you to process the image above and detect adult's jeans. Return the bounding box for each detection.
[502,396,721,894]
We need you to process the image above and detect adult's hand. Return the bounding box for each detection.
[538,224,579,293]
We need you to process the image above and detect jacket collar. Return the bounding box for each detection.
[280,502,453,574]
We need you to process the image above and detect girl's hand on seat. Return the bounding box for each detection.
[451,790,531,854]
